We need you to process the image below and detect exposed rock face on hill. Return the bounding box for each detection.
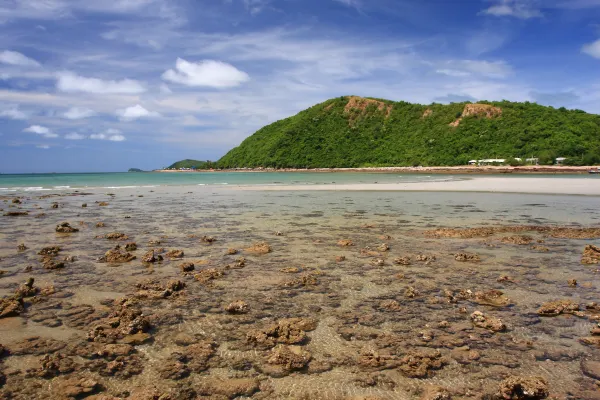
[450,104,503,127]
[344,96,393,126]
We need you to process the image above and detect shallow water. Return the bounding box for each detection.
[0,187,599,399]
[0,171,596,193]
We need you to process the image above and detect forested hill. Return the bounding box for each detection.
[216,96,600,168]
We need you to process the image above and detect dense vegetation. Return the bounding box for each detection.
[166,159,215,169]
[178,96,600,168]
[128,168,145,172]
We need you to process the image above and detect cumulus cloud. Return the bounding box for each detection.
[23,125,58,138]
[162,58,250,88]
[63,107,96,120]
[582,39,600,59]
[64,132,86,140]
[56,72,146,94]
[481,0,543,19]
[0,104,28,119]
[116,104,160,120]
[0,50,41,67]
[90,129,126,141]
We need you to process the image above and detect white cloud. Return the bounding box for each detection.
[56,72,147,94]
[436,69,471,77]
[159,83,172,94]
[23,125,58,138]
[64,132,85,140]
[0,0,183,23]
[582,39,600,59]
[63,107,96,119]
[116,104,160,120]
[0,104,27,119]
[0,50,41,67]
[36,144,50,149]
[436,60,513,79]
[481,0,543,19]
[90,129,126,142]
[162,58,250,88]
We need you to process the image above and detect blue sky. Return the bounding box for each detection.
[1,0,600,173]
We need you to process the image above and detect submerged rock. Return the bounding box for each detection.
[377,243,390,252]
[501,235,534,245]
[398,348,447,378]
[104,232,129,240]
[38,246,61,256]
[454,253,480,262]
[179,262,195,272]
[265,344,311,374]
[416,254,436,262]
[473,290,511,307]
[225,300,249,314]
[245,242,272,254]
[201,235,216,243]
[142,250,162,263]
[49,376,100,398]
[470,311,506,332]
[55,222,79,233]
[165,249,184,259]
[582,245,600,264]
[337,239,354,247]
[0,296,24,318]
[247,318,317,349]
[537,300,579,316]
[194,268,224,284]
[394,256,411,265]
[3,211,29,216]
[496,376,549,399]
[379,299,402,312]
[98,246,136,263]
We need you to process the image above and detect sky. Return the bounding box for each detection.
[1,0,600,173]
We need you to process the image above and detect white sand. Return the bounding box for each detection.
[234,177,600,196]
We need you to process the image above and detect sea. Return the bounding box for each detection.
[0,171,593,192]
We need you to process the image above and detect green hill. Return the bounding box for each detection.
[166,159,215,169]
[214,96,600,168]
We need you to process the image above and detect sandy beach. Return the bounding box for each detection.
[235,176,600,195]
[156,165,600,174]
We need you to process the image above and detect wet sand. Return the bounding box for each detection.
[238,177,600,196]
[1,186,600,399]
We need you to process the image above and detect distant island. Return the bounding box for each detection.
[165,96,600,170]
[128,168,145,172]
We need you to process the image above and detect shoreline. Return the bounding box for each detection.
[232,176,600,196]
[154,165,599,174]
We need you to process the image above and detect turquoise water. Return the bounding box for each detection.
[0,171,462,191]
[0,171,595,192]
